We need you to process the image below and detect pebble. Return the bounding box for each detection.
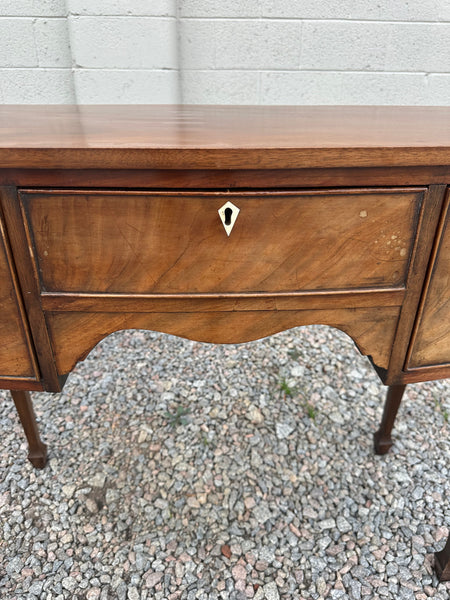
[62,576,77,592]
[232,564,247,581]
[263,581,280,600]
[127,587,139,600]
[247,406,264,424]
[0,326,449,600]
[275,422,295,440]
[316,576,327,594]
[336,516,352,533]
[253,503,272,524]
[319,518,336,530]
[61,484,76,498]
[145,571,164,588]
[349,580,362,599]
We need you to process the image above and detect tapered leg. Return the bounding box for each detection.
[373,384,406,455]
[435,534,450,581]
[11,390,47,469]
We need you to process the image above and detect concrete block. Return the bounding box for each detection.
[385,23,450,73]
[0,0,66,17]
[301,22,390,71]
[0,18,38,67]
[179,0,261,18]
[0,68,75,103]
[74,69,179,103]
[215,20,301,69]
[181,70,260,104]
[261,0,450,22]
[260,71,429,105]
[34,18,72,68]
[179,20,216,69]
[301,21,450,73]
[69,16,177,69]
[67,1,176,17]
[427,74,450,105]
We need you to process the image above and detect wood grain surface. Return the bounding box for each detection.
[0,210,37,378]
[22,189,423,294]
[46,306,400,377]
[408,190,450,368]
[0,105,449,169]
[382,184,448,383]
[2,166,450,189]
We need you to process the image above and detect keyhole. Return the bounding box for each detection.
[224,207,233,226]
[218,201,240,236]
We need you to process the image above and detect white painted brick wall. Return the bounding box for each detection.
[0,0,75,103]
[68,1,176,17]
[0,1,67,18]
[300,22,449,72]
[0,19,38,68]
[179,1,450,105]
[67,1,179,103]
[74,70,179,104]
[34,19,72,68]
[0,1,449,105]
[260,0,450,21]
[69,17,177,69]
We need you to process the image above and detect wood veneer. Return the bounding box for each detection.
[408,191,450,369]
[21,188,423,294]
[0,211,37,379]
[0,105,449,169]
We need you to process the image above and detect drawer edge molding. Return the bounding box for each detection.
[41,288,405,313]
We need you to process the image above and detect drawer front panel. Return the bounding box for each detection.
[0,214,37,379]
[408,192,450,369]
[21,189,423,295]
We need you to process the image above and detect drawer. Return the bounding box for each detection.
[20,188,424,295]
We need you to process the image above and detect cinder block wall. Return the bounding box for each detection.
[0,0,74,102]
[1,0,449,104]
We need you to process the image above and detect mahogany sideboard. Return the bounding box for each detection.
[0,105,449,580]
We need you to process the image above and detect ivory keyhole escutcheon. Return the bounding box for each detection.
[218,201,240,236]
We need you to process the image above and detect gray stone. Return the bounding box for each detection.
[29,581,44,595]
[62,576,77,592]
[275,422,295,440]
[263,581,280,600]
[316,576,327,595]
[336,516,352,533]
[349,580,362,600]
[386,562,398,576]
[253,503,272,524]
[318,518,336,530]
[259,546,276,563]
[127,588,140,600]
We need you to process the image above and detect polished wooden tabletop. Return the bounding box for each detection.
[1,105,449,169]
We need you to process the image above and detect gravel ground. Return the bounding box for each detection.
[0,325,449,600]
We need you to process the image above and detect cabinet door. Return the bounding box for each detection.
[0,213,38,381]
[408,192,450,369]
